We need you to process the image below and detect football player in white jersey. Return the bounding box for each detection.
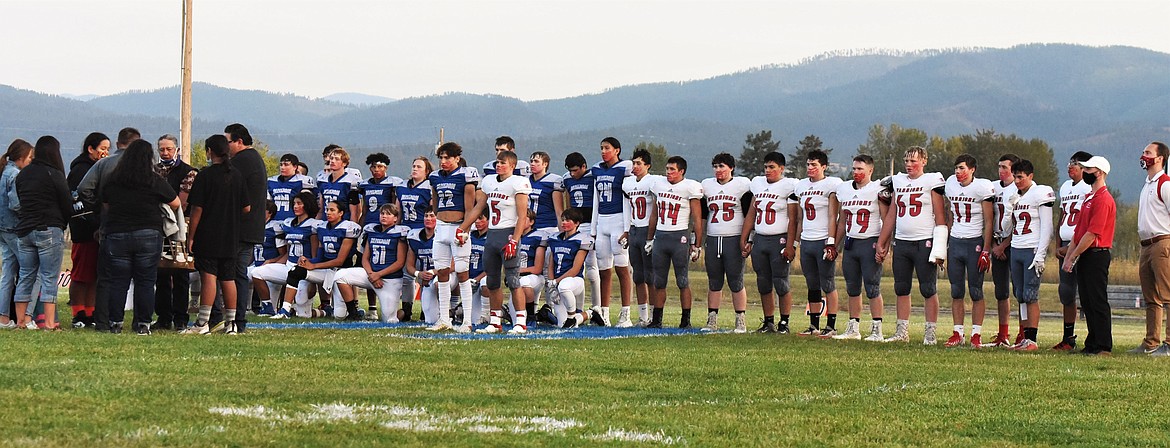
[793,150,844,337]
[831,155,889,341]
[1052,151,1094,350]
[699,153,752,333]
[741,152,799,334]
[1000,160,1054,351]
[622,149,661,326]
[469,150,533,334]
[986,154,1021,347]
[645,156,704,329]
[942,154,996,347]
[876,146,947,345]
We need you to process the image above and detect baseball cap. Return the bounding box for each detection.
[1079,156,1110,174]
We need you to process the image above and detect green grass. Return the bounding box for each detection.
[3,269,1158,447]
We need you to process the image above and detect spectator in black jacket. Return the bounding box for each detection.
[65,132,109,328]
[13,136,72,330]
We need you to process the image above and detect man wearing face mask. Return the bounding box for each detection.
[1062,156,1115,356]
[1052,151,1093,351]
[153,134,198,331]
[1131,142,1170,356]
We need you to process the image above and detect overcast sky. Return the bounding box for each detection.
[2,0,1166,101]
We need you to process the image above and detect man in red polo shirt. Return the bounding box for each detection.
[1062,156,1115,356]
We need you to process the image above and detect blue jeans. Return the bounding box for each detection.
[104,229,163,328]
[15,227,65,316]
[0,230,20,318]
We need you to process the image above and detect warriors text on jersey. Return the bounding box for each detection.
[701,176,751,237]
[836,180,884,239]
[480,174,533,230]
[944,176,996,239]
[652,177,703,233]
[794,177,844,241]
[749,176,798,236]
[891,172,946,241]
[623,174,661,228]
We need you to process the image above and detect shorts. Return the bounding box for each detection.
[70,241,99,283]
[705,235,745,292]
[947,236,985,301]
[1057,240,1078,306]
[651,230,691,290]
[594,213,630,269]
[750,233,791,296]
[841,237,881,299]
[892,238,938,298]
[628,226,652,284]
[1009,247,1041,304]
[483,228,520,290]
[799,238,837,294]
[196,256,238,279]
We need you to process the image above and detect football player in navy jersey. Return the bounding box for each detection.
[405,207,440,324]
[268,154,318,221]
[334,203,409,322]
[590,137,635,327]
[562,152,602,319]
[255,192,321,318]
[467,213,490,326]
[317,147,363,222]
[515,209,548,325]
[358,152,404,320]
[252,201,287,316]
[546,208,594,328]
[395,156,433,320]
[430,142,480,331]
[274,200,361,319]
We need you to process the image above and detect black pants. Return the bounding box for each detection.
[93,240,112,331]
[1077,248,1112,353]
[155,269,191,327]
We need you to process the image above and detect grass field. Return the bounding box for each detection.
[1,266,1164,447]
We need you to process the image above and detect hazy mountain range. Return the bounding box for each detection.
[1,43,1166,197]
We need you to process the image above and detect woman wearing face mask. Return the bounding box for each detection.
[0,139,35,329]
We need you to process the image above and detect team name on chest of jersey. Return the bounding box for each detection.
[1061,193,1083,202]
[800,189,828,198]
[552,242,576,257]
[322,185,347,197]
[949,195,980,204]
[401,192,421,203]
[595,174,617,185]
[657,191,686,202]
[840,198,874,208]
[272,186,294,197]
[754,191,785,203]
[368,236,397,247]
[1014,204,1037,213]
[436,181,457,191]
[708,193,738,202]
[365,185,390,196]
[896,185,925,194]
[487,191,510,201]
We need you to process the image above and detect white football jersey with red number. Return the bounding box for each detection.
[992,180,1018,238]
[944,176,996,239]
[794,177,843,241]
[891,172,946,241]
[836,180,884,239]
[1010,182,1056,249]
[480,174,533,230]
[623,174,662,228]
[701,176,751,237]
[1057,179,1091,242]
[651,177,703,233]
[749,176,798,236]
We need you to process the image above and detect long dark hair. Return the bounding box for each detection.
[110,139,156,189]
[1,139,34,172]
[32,136,64,172]
[81,132,110,157]
[204,134,233,172]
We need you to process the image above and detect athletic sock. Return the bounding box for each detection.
[280,301,293,312]
[810,315,820,329]
[225,309,237,324]
[436,279,451,320]
[652,307,664,325]
[873,317,882,322]
[621,305,630,317]
[850,317,860,322]
[638,303,649,319]
[763,315,775,324]
[999,323,1009,337]
[459,280,473,312]
[680,308,691,326]
[515,311,527,329]
[826,314,837,330]
[735,310,745,316]
[972,324,982,335]
[490,310,502,328]
[708,308,719,315]
[526,302,536,320]
[401,301,414,321]
[1063,323,1075,340]
[601,306,610,322]
[197,305,213,326]
[954,324,964,335]
[780,314,790,327]
[1025,327,1038,341]
[345,300,358,316]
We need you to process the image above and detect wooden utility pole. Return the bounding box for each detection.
[180,0,193,162]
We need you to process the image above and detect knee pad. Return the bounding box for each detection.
[674,270,689,289]
[894,279,911,297]
[504,270,521,290]
[807,289,823,304]
[612,248,630,268]
[285,267,308,287]
[919,283,937,298]
[707,271,725,292]
[756,276,773,295]
[453,257,470,274]
[864,284,881,300]
[773,277,791,297]
[727,275,745,293]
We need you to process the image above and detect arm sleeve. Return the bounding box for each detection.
[1033,204,1053,260]
[740,192,754,217]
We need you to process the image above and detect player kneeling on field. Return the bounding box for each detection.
[545,208,594,328]
[334,204,409,323]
